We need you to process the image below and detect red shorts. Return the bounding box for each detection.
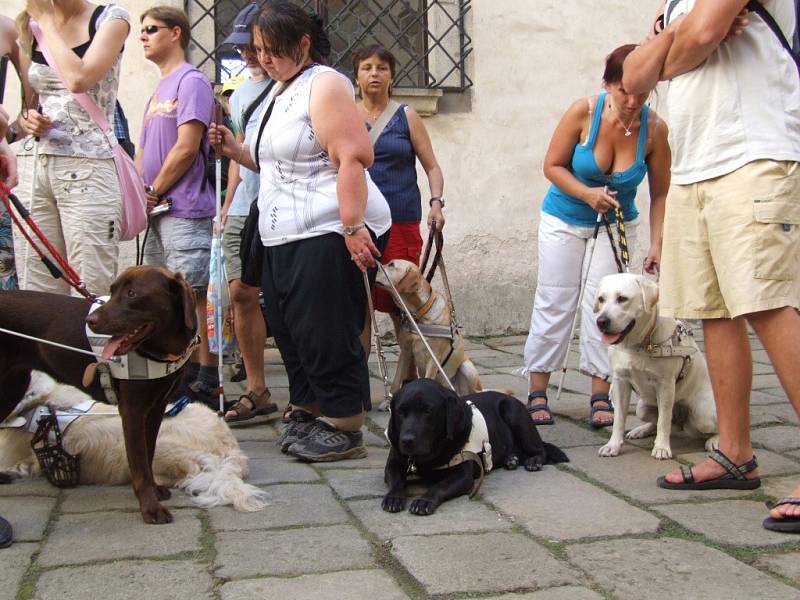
[372,222,423,313]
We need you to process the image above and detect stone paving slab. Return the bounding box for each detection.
[244,442,321,484]
[655,500,792,546]
[391,531,578,595]
[485,587,604,600]
[751,426,800,453]
[567,538,798,600]
[0,496,55,542]
[60,485,196,513]
[231,422,279,442]
[367,409,390,430]
[759,403,799,424]
[324,468,386,499]
[215,524,373,578]
[539,420,608,449]
[755,552,800,584]
[34,560,214,600]
[789,450,800,461]
[220,569,410,600]
[547,392,597,421]
[348,495,511,538]
[482,335,529,348]
[564,446,754,505]
[38,509,201,567]
[760,475,799,501]
[312,446,390,470]
[751,390,790,405]
[753,373,783,389]
[208,483,347,531]
[750,406,788,426]
[481,468,659,541]
[0,542,36,600]
[679,449,800,478]
[479,373,530,399]
[0,478,59,497]
[471,351,528,369]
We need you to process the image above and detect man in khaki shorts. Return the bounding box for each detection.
[624,0,800,533]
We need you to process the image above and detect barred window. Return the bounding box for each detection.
[186,0,472,91]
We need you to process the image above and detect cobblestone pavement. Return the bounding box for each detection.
[1,332,799,599]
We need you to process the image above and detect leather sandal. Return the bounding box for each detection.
[656,448,761,490]
[589,393,614,428]
[527,391,554,425]
[224,389,278,423]
[763,498,800,533]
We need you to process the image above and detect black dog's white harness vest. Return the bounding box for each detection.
[85,297,199,405]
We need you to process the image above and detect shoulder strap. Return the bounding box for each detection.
[29,20,111,132]
[241,79,277,132]
[747,0,800,77]
[88,4,105,38]
[368,100,401,146]
[585,93,605,148]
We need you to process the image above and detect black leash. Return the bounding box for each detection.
[601,207,629,273]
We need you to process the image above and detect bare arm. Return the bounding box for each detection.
[543,98,619,213]
[406,106,445,231]
[643,115,671,274]
[149,120,205,198]
[310,71,379,271]
[221,131,245,226]
[26,2,129,93]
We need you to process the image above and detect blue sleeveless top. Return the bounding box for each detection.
[542,92,649,227]
[367,105,422,224]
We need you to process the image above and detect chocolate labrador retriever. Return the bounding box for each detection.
[383,379,569,515]
[0,266,197,523]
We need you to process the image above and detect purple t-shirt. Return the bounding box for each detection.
[139,63,215,218]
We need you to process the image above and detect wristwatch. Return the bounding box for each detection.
[343,223,366,235]
[145,185,161,198]
[429,196,445,208]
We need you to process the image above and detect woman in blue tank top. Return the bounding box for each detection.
[523,45,671,428]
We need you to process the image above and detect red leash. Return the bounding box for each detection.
[0,178,96,300]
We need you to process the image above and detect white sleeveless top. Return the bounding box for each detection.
[664,0,800,184]
[253,64,392,246]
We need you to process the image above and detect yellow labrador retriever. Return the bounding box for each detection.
[593,273,718,459]
[375,259,482,398]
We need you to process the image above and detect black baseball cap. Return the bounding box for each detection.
[224,2,260,46]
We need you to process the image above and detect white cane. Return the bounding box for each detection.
[213,105,225,414]
[554,211,603,404]
[21,109,42,289]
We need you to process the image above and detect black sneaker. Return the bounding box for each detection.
[287,419,367,462]
[0,514,12,548]
[278,410,319,453]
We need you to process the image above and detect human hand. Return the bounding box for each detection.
[723,9,750,42]
[0,140,18,188]
[208,123,237,159]
[427,204,445,232]
[144,188,160,213]
[0,106,9,140]
[584,186,619,213]
[643,243,661,275]
[25,0,52,22]
[19,109,52,139]
[344,227,380,272]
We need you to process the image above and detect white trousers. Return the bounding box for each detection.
[524,212,639,379]
[13,153,121,297]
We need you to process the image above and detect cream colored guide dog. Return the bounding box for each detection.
[594,273,718,459]
[0,372,268,511]
[375,259,482,398]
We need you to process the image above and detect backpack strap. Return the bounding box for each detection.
[367,100,401,146]
[240,79,277,133]
[747,0,800,77]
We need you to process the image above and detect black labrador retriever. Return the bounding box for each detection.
[383,378,569,515]
[0,266,197,524]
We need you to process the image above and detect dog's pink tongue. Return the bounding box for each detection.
[101,336,124,360]
[601,332,623,345]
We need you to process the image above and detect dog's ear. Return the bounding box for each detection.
[593,286,603,313]
[172,272,197,331]
[639,277,659,312]
[445,388,470,441]
[397,264,420,294]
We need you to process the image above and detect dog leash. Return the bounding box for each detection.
[362,270,392,408]
[420,223,460,331]
[0,180,97,300]
[0,326,121,363]
[601,207,629,274]
[376,261,457,392]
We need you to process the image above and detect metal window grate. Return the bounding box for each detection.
[185,0,472,91]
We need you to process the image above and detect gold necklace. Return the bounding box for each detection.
[609,101,637,137]
[363,102,387,123]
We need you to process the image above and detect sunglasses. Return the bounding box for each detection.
[140,24,171,35]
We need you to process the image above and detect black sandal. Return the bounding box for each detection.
[656,448,761,490]
[527,391,554,425]
[763,498,800,533]
[589,393,614,429]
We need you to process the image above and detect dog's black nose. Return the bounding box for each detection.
[596,316,610,332]
[399,435,415,451]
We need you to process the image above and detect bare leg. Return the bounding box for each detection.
[663,317,758,484]
[193,288,216,368]
[326,412,366,432]
[590,376,612,426]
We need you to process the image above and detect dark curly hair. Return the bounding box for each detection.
[252,1,331,65]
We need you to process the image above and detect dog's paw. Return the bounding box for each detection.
[598,442,622,457]
[626,423,656,440]
[705,435,720,453]
[382,494,406,513]
[408,498,439,516]
[141,503,173,525]
[651,445,673,460]
[156,485,172,501]
[524,456,543,472]
[504,455,520,470]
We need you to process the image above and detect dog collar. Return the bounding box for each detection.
[84,298,199,401]
[414,290,438,320]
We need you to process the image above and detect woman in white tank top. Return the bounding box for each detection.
[210,1,390,463]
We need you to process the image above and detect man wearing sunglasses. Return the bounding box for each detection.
[137,6,220,405]
[217,2,279,423]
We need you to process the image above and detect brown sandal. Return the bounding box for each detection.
[224,389,278,423]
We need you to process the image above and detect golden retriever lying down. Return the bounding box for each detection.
[0,372,268,512]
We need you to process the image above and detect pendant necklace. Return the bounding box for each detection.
[610,102,636,137]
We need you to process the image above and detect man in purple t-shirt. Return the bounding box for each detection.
[136,5,218,403]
